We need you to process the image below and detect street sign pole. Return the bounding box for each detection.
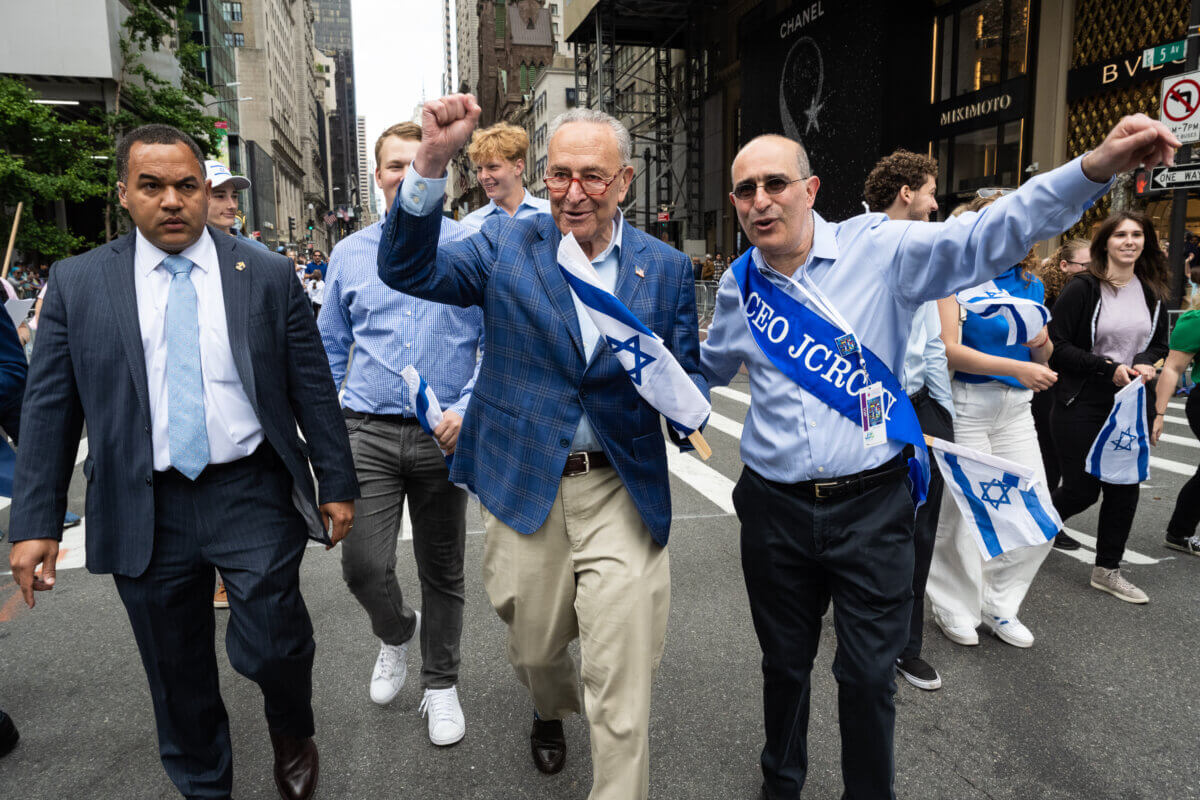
[1170,1,1200,310]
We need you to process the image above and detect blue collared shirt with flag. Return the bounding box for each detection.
[319,216,484,417]
[700,156,1109,484]
[460,188,551,231]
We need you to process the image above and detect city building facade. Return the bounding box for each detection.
[313,0,361,238]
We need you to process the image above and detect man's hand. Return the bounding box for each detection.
[1151,413,1165,446]
[433,410,462,455]
[413,94,482,182]
[1082,113,1180,182]
[320,500,355,550]
[9,539,60,608]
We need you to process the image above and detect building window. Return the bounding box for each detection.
[221,1,242,22]
[551,3,558,14]
[495,0,506,39]
[224,32,244,47]
[933,0,1030,101]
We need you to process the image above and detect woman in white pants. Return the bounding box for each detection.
[926,197,1058,649]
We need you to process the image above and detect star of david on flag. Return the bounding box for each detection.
[955,279,1051,346]
[557,233,711,453]
[1086,377,1150,484]
[928,437,1061,560]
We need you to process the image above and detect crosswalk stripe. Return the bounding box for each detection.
[1150,456,1197,476]
[1061,526,1162,565]
[1165,414,1188,426]
[1159,433,1199,449]
[705,411,744,439]
[666,447,735,514]
[712,386,751,405]
[1169,400,1185,410]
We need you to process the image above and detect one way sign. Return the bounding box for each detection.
[1151,163,1200,190]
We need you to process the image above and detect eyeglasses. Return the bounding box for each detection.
[1065,259,1090,267]
[543,171,620,198]
[731,177,803,201]
[976,187,1015,198]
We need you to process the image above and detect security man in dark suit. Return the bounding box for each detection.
[7,124,358,800]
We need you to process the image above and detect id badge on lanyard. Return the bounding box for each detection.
[784,270,886,447]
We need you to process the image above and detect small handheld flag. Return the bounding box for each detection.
[927,436,1061,560]
[557,234,712,458]
[955,280,1051,346]
[401,365,451,464]
[1086,377,1150,485]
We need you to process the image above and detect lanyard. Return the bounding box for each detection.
[763,252,870,375]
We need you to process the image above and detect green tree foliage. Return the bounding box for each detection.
[0,78,108,262]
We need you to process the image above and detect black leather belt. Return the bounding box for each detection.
[343,408,418,425]
[760,448,912,503]
[563,451,610,477]
[908,385,930,405]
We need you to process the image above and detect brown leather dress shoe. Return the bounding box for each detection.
[270,733,319,800]
[530,716,566,774]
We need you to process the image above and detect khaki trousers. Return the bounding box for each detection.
[481,466,670,800]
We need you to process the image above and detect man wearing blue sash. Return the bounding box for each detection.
[700,115,1177,800]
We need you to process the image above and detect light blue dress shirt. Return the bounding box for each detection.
[701,156,1108,483]
[460,188,551,230]
[903,301,955,417]
[319,215,484,417]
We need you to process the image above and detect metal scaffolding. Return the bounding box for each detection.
[570,1,707,241]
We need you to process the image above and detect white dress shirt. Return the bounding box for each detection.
[133,228,264,471]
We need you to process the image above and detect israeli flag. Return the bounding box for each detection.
[1086,377,1150,485]
[930,437,1061,560]
[954,280,1051,346]
[557,233,710,438]
[401,365,451,464]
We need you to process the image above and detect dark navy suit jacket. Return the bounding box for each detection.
[378,204,706,545]
[9,228,358,577]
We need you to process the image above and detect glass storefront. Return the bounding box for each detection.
[930,0,1032,212]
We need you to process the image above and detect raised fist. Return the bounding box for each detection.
[1081,113,1180,182]
[414,93,482,179]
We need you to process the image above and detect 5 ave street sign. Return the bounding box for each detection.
[1161,71,1200,145]
[1144,39,1186,68]
[1151,163,1200,190]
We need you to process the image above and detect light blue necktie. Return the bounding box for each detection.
[162,254,209,480]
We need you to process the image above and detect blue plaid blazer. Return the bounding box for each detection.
[378,207,706,545]
[9,228,358,577]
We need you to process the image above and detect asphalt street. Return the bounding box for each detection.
[1,374,1198,799]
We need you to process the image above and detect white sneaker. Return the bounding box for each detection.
[934,616,979,646]
[369,610,420,705]
[982,614,1034,648]
[420,685,466,746]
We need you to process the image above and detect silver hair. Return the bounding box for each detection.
[547,107,632,165]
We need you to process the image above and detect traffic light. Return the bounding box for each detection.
[1133,166,1151,198]
[288,216,295,239]
[306,219,314,231]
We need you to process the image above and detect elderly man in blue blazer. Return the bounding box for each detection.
[378,94,706,800]
[8,124,357,800]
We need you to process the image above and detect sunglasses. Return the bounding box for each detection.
[731,177,803,201]
[976,187,1015,198]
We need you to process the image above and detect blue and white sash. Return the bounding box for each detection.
[557,233,710,439]
[730,249,928,506]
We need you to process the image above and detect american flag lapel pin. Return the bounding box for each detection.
[235,261,246,271]
[635,266,645,278]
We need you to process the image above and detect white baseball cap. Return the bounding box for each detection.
[205,159,251,190]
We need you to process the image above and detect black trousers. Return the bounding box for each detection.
[735,466,914,800]
[1031,387,1061,491]
[114,445,315,800]
[906,389,954,661]
[1167,389,1200,539]
[1050,381,1148,569]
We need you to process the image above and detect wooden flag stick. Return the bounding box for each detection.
[923,434,935,447]
[688,430,712,460]
[2,202,23,280]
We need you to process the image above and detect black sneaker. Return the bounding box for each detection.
[0,710,18,758]
[895,656,942,691]
[1053,531,1082,551]
[1164,533,1200,557]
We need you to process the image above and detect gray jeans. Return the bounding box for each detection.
[340,416,467,689]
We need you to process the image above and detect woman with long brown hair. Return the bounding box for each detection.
[1048,211,1170,603]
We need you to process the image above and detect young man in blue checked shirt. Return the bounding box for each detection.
[318,121,483,747]
[701,115,1179,800]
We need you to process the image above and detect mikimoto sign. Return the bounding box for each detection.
[1161,71,1200,144]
